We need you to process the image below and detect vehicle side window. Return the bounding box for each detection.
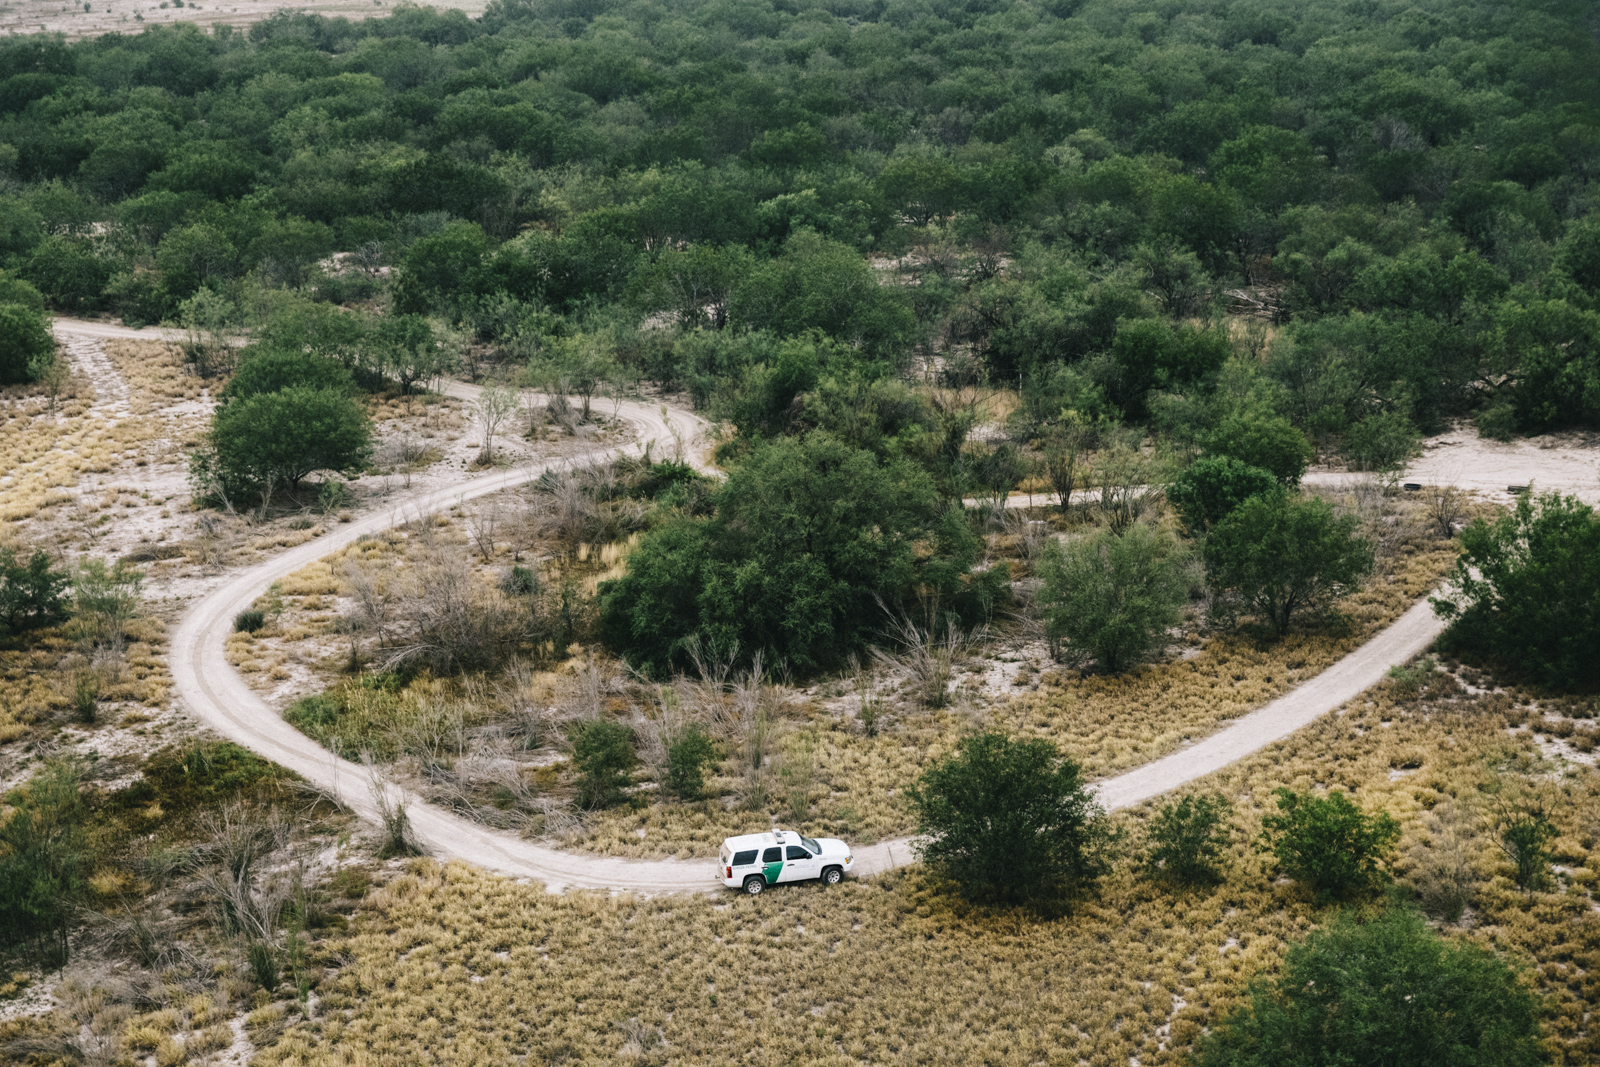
[761,847,781,863]
[786,845,809,860]
[732,850,757,866]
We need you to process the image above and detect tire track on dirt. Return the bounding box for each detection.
[55,331,131,418]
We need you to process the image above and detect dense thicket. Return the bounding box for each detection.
[1,0,1597,435]
[598,431,1003,674]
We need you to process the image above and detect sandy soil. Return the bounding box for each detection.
[0,0,484,41]
[1377,423,1600,506]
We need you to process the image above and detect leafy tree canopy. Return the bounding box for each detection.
[1205,492,1373,636]
[1433,492,1600,692]
[599,432,1003,676]
[208,385,373,495]
[1195,907,1542,1067]
[907,731,1111,906]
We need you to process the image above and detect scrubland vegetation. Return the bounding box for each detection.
[3,0,1600,1061]
[201,662,1598,1067]
[234,472,1456,859]
[0,740,373,1067]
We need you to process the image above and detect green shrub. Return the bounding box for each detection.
[0,547,69,635]
[1489,794,1556,893]
[71,558,144,647]
[0,302,55,385]
[1167,457,1278,534]
[600,432,1004,676]
[124,742,282,814]
[572,721,636,809]
[1145,792,1231,887]
[0,762,90,967]
[234,609,266,633]
[502,565,537,596]
[1205,492,1373,636]
[665,728,716,800]
[71,671,99,725]
[906,732,1111,906]
[1205,414,1316,486]
[204,385,373,499]
[1035,523,1192,673]
[1195,908,1542,1067]
[1344,409,1419,472]
[1432,492,1600,691]
[247,941,281,991]
[1258,788,1400,902]
[220,348,356,404]
[1498,813,1555,893]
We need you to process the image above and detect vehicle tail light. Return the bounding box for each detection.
[725,866,732,879]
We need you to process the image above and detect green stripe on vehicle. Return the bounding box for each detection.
[763,861,782,884]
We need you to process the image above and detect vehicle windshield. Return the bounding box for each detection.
[800,835,822,854]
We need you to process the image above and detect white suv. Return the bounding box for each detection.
[718,829,853,893]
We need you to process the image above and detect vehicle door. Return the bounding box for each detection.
[780,844,820,882]
[760,846,784,885]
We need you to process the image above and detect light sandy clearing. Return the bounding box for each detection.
[0,0,485,42]
[1373,423,1600,506]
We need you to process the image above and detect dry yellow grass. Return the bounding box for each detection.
[574,532,1458,858]
[254,488,1462,860]
[0,402,160,521]
[102,339,208,408]
[255,673,1600,1067]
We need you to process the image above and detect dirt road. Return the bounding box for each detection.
[163,395,716,892]
[54,317,1586,893]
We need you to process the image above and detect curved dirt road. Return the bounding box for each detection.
[48,318,1552,893]
[164,400,717,892]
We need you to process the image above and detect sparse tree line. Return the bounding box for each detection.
[905,727,1554,1066]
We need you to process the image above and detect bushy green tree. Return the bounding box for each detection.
[530,334,621,422]
[1432,492,1600,691]
[0,761,90,967]
[599,433,1002,676]
[630,243,753,329]
[1205,493,1373,635]
[0,301,55,385]
[221,349,356,403]
[572,720,636,809]
[1035,524,1192,673]
[391,221,489,316]
[0,270,46,312]
[1258,788,1400,902]
[368,314,454,395]
[1195,908,1541,1067]
[665,727,716,799]
[25,235,108,312]
[1206,414,1316,486]
[1145,792,1232,887]
[1344,408,1419,472]
[907,732,1110,905]
[210,386,373,495]
[1167,457,1279,534]
[730,230,914,358]
[0,548,69,634]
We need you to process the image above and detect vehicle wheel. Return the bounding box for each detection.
[743,876,766,895]
[821,866,843,886]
